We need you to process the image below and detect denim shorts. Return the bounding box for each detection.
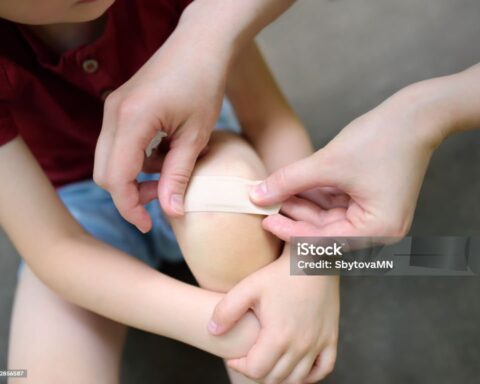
[19,100,240,272]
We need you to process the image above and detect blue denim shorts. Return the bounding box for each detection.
[19,100,240,272]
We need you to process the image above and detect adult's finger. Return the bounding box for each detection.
[280,196,347,227]
[157,129,209,217]
[227,330,286,381]
[262,214,363,241]
[250,151,337,207]
[299,188,351,210]
[103,100,158,232]
[305,344,337,383]
[283,353,318,384]
[262,351,300,384]
[109,180,152,233]
[93,93,119,185]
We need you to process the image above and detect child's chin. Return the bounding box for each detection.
[68,0,114,22]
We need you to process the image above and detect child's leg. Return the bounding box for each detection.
[8,265,127,384]
[170,131,282,382]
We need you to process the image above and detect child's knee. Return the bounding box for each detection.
[193,131,267,180]
[171,132,281,292]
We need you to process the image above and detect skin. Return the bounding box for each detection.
[207,44,339,384]
[2,1,339,382]
[2,138,262,365]
[0,0,114,24]
[248,64,480,242]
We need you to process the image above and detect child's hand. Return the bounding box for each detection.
[208,246,339,383]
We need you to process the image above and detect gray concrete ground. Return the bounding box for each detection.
[1,0,480,383]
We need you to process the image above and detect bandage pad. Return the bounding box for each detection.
[184,176,280,216]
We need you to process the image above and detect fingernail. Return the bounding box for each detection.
[251,182,268,199]
[170,194,184,215]
[207,320,219,334]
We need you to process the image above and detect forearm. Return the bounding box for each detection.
[46,233,258,358]
[392,62,480,148]
[227,43,313,172]
[179,0,295,60]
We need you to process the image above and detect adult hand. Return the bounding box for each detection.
[93,22,228,232]
[209,246,340,383]
[249,78,457,240]
[93,0,296,233]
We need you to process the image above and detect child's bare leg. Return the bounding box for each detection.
[171,131,282,383]
[8,265,127,384]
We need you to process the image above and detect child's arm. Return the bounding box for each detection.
[0,137,259,359]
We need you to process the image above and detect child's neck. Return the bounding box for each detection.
[26,15,107,54]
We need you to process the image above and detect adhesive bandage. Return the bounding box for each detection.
[184,176,280,216]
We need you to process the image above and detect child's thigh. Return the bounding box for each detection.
[171,131,281,292]
[8,266,127,384]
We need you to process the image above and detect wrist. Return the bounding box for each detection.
[392,65,480,150]
[391,76,459,150]
[178,1,238,62]
[179,0,294,59]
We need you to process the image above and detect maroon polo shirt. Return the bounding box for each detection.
[0,0,191,187]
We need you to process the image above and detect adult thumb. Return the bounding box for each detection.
[250,150,335,206]
[157,130,208,217]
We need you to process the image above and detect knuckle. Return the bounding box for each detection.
[378,218,410,238]
[274,167,290,191]
[294,339,311,356]
[247,364,268,381]
[104,91,120,110]
[117,98,142,121]
[323,358,336,376]
[266,374,284,384]
[323,349,338,376]
[93,172,109,189]
[104,90,122,113]
[185,128,210,148]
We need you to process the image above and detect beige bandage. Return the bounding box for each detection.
[184,176,280,216]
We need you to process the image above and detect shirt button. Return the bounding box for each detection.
[100,88,113,101]
[82,59,99,74]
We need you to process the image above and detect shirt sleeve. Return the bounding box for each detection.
[0,102,18,146]
[178,0,193,12]
[0,62,18,146]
